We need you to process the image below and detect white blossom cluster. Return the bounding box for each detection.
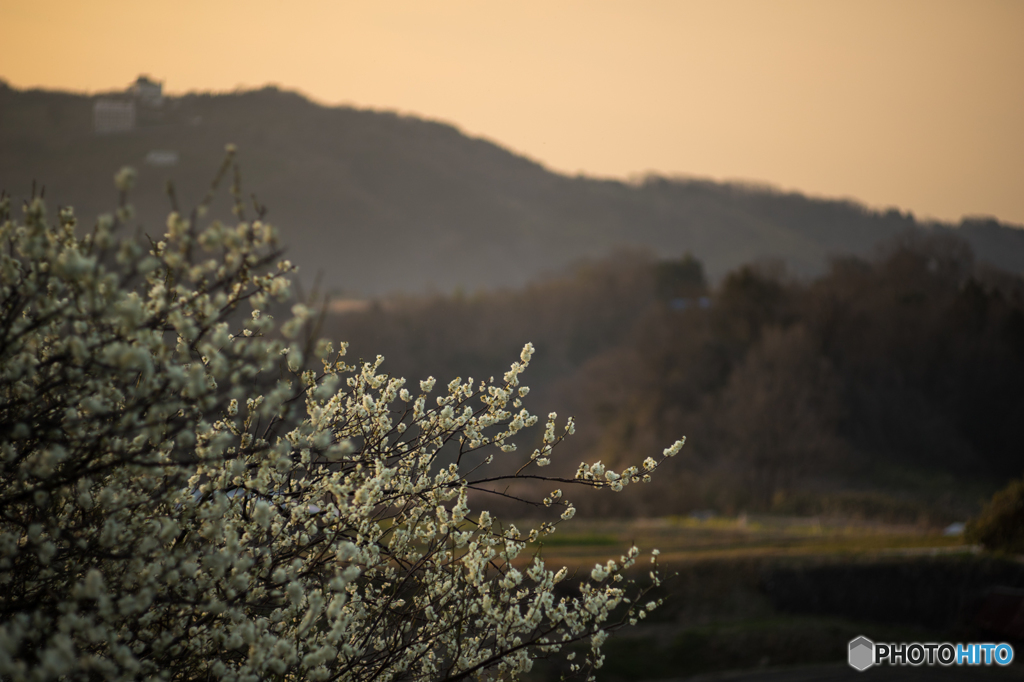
[0,154,683,681]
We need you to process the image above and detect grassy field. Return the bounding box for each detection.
[526,514,970,569]
[516,515,1024,681]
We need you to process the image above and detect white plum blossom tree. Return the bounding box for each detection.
[0,150,685,682]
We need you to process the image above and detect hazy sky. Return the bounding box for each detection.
[4,0,1023,224]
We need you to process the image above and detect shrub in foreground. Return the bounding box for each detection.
[966,477,1024,554]
[0,153,682,681]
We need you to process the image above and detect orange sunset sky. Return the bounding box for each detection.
[3,0,1023,225]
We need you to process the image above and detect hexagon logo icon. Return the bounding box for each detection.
[849,636,875,671]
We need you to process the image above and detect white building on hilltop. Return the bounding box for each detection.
[131,75,163,108]
[92,75,167,134]
[93,99,135,134]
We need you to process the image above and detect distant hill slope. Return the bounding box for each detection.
[2,82,1023,295]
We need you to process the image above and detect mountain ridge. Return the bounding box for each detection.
[2,81,1022,295]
